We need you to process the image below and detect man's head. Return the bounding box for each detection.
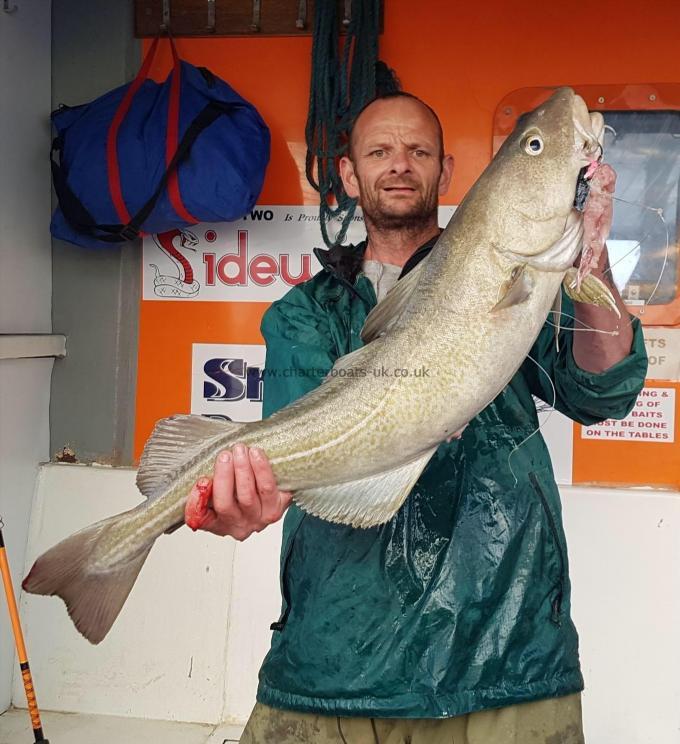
[340,93,454,232]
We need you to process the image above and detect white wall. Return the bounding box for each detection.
[0,0,52,713]
[563,486,680,743]
[17,463,680,741]
[17,464,282,724]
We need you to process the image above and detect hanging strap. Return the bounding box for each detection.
[107,35,198,229]
[52,101,230,243]
[165,38,199,224]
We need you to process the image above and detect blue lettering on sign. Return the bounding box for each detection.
[203,358,263,403]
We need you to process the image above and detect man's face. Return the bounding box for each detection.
[340,97,453,231]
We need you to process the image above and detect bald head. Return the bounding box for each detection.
[348,93,445,161]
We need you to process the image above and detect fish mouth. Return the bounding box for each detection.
[572,94,603,162]
[571,95,604,211]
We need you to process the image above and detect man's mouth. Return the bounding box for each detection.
[382,186,417,194]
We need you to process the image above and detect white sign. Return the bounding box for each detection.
[643,327,680,381]
[142,206,365,303]
[143,205,457,303]
[191,343,266,422]
[581,387,676,443]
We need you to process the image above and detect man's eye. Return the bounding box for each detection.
[414,149,429,157]
[370,149,385,158]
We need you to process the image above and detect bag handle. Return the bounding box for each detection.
[164,40,198,224]
[106,35,198,229]
[106,35,165,225]
[52,101,229,243]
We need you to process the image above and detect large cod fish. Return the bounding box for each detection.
[24,87,618,643]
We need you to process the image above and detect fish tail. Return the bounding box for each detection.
[22,517,153,645]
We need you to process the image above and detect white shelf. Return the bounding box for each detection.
[0,335,66,361]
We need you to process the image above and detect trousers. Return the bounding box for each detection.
[239,694,585,743]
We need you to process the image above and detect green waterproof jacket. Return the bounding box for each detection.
[256,237,648,718]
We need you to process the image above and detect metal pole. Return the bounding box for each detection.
[0,522,49,743]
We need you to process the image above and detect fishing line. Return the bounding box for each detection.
[550,191,669,340]
[608,194,670,313]
[507,353,557,486]
[545,312,618,335]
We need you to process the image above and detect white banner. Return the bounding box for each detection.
[142,207,364,303]
[142,205,456,303]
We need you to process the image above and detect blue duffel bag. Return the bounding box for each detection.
[51,37,270,249]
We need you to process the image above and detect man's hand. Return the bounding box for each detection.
[185,444,293,541]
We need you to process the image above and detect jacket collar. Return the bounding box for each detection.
[313,231,442,289]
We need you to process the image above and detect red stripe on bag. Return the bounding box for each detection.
[106,36,161,225]
[166,40,199,224]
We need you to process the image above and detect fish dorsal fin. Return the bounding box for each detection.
[294,446,438,528]
[360,258,428,344]
[491,264,532,313]
[136,414,244,499]
[552,288,562,353]
[562,268,621,318]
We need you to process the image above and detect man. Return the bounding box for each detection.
[186,93,648,743]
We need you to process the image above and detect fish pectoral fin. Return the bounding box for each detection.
[491,264,532,313]
[322,341,383,383]
[294,447,438,528]
[22,517,154,644]
[137,414,245,499]
[361,258,428,344]
[562,268,621,318]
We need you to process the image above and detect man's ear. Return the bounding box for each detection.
[438,154,454,196]
[339,156,360,199]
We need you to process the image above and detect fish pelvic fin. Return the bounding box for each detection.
[294,447,438,528]
[22,518,153,644]
[562,268,621,318]
[491,264,532,313]
[137,414,245,499]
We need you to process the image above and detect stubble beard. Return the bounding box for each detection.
[358,179,439,233]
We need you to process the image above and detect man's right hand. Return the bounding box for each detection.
[185,444,293,541]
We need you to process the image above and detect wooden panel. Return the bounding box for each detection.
[135,0,384,38]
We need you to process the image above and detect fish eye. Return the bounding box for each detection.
[523,134,544,156]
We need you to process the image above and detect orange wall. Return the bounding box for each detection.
[135,0,680,464]
[145,0,680,206]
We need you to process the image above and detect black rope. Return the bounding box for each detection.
[305,0,383,248]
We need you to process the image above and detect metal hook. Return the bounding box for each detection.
[2,1,18,13]
[250,0,261,32]
[206,0,215,32]
[343,0,351,27]
[160,0,170,32]
[296,0,307,29]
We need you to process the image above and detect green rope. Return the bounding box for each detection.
[305,0,382,248]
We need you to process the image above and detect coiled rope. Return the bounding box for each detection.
[305,0,395,247]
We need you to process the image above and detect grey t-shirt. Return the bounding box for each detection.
[362,259,402,303]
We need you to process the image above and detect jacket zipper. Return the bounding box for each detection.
[528,472,565,625]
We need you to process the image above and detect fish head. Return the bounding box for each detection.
[488,87,603,267]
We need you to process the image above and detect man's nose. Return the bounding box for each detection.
[389,149,411,173]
